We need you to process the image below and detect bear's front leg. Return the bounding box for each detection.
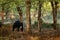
[17,27,19,31]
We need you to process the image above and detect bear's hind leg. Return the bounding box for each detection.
[13,27,14,31]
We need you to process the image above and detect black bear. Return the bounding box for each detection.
[13,20,23,31]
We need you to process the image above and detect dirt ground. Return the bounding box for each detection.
[0,24,60,40]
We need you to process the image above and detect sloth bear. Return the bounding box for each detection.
[12,20,23,31]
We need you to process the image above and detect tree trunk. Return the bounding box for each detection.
[25,0,31,33]
[51,1,58,30]
[6,12,8,19]
[1,5,4,22]
[38,1,42,32]
[17,6,23,22]
[54,2,58,29]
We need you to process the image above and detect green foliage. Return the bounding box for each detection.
[0,0,25,11]
[0,0,59,13]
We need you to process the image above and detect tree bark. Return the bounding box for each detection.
[6,11,8,19]
[17,6,23,22]
[1,5,4,22]
[51,1,58,30]
[38,1,42,32]
[54,2,58,29]
[25,0,31,33]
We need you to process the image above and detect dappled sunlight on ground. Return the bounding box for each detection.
[30,36,39,40]
[0,25,60,40]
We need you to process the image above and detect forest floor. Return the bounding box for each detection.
[0,24,60,40]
